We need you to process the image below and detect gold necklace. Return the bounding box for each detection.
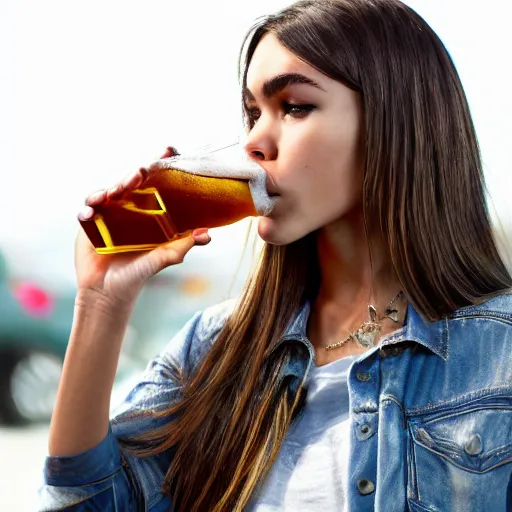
[323,291,407,351]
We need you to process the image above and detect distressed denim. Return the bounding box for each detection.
[40,294,512,511]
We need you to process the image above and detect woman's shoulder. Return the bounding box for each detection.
[192,297,239,340]
[110,298,238,434]
[445,290,512,360]
[156,297,238,371]
[449,289,512,320]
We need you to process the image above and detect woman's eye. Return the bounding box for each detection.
[282,101,316,118]
[245,102,315,129]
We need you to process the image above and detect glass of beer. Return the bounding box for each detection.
[80,145,276,255]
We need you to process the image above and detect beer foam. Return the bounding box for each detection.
[148,155,277,216]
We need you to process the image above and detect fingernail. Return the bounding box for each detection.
[194,235,211,246]
[78,206,94,220]
[192,228,209,238]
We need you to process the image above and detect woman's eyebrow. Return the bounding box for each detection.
[243,73,325,103]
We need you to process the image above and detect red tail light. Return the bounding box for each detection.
[12,281,55,318]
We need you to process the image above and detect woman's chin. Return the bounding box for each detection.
[257,216,296,246]
[257,217,282,245]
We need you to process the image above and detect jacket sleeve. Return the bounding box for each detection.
[39,427,140,511]
[38,310,210,512]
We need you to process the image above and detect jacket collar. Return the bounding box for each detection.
[278,300,449,362]
[380,303,449,361]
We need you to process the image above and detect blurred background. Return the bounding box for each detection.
[1,0,511,509]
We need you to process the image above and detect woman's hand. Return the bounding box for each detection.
[75,163,210,308]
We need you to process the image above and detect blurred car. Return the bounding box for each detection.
[0,251,139,425]
[0,250,73,424]
[0,224,251,425]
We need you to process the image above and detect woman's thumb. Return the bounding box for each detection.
[149,230,211,272]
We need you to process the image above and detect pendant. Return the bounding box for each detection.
[353,321,381,348]
[325,293,406,352]
[385,306,400,323]
[353,304,381,348]
[384,291,407,323]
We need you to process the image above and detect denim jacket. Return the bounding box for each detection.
[40,293,512,511]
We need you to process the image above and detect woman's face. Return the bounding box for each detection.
[244,33,364,245]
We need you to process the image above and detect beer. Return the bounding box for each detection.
[80,153,276,254]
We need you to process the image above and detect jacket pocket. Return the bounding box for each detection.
[406,392,512,512]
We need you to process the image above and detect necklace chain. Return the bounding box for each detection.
[323,291,406,351]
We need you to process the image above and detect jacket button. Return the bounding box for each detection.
[356,423,373,440]
[356,371,371,382]
[464,434,483,456]
[357,478,375,496]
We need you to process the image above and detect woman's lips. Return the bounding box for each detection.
[265,174,280,197]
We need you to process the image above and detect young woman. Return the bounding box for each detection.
[41,1,512,511]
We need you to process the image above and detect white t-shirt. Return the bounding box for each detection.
[247,356,355,511]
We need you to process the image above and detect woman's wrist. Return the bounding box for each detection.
[74,287,139,317]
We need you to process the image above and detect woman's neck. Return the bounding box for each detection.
[308,210,404,365]
[318,211,399,297]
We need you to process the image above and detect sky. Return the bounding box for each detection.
[1,0,511,289]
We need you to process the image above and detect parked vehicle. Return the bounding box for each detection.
[0,229,248,425]
[0,251,139,425]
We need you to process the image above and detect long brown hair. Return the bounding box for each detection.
[121,1,512,510]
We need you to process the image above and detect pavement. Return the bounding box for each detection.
[0,424,49,512]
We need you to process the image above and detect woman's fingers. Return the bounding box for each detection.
[84,167,147,210]
[148,230,211,272]
[192,228,211,246]
[78,206,95,221]
[85,190,108,207]
[106,167,147,200]
[81,148,175,222]
[84,147,174,208]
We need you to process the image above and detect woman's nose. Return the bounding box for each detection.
[244,137,278,162]
[243,113,278,161]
